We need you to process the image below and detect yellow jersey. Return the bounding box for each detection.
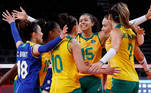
[39,51,51,86]
[76,32,103,79]
[105,24,139,89]
[50,36,80,93]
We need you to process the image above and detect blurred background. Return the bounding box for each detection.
[0,0,151,92]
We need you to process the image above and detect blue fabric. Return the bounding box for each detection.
[38,36,62,53]
[10,22,22,43]
[41,68,52,92]
[16,42,41,93]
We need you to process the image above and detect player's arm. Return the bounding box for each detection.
[134,45,151,79]
[0,64,17,86]
[98,31,110,47]
[129,6,151,25]
[69,39,90,73]
[2,10,23,48]
[32,25,67,56]
[13,7,37,22]
[132,26,145,46]
[88,29,122,74]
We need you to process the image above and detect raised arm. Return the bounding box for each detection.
[129,6,151,25]
[13,7,37,22]
[2,10,23,48]
[32,25,67,56]
[132,25,145,46]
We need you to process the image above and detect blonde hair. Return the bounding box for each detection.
[109,2,131,28]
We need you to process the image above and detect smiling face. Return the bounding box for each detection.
[79,15,94,32]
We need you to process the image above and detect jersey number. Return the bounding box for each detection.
[43,60,50,72]
[128,43,133,60]
[52,55,63,73]
[81,47,94,60]
[17,60,28,79]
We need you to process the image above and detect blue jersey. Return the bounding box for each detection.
[41,68,52,92]
[15,41,41,93]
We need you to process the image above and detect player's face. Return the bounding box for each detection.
[48,25,61,41]
[101,17,112,33]
[35,25,43,43]
[52,25,61,38]
[79,15,93,32]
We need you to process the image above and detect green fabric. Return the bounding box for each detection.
[79,75,103,93]
[71,88,82,93]
[105,89,111,93]
[114,24,121,29]
[111,78,139,93]
[40,88,42,93]
[13,80,16,93]
[80,33,95,41]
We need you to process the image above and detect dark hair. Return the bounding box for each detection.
[64,15,77,34]
[57,13,69,29]
[17,20,39,42]
[81,13,100,33]
[109,2,131,28]
[37,19,59,42]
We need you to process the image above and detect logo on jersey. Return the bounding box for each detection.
[91,40,96,44]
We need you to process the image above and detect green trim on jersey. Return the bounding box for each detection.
[114,24,121,29]
[79,33,95,41]
[96,32,102,45]
[66,36,73,53]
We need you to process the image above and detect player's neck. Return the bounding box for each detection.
[68,33,75,38]
[31,38,37,43]
[82,30,93,38]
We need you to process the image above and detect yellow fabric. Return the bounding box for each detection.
[50,37,80,93]
[105,24,139,89]
[27,41,51,86]
[76,32,103,79]
[14,75,17,81]
[39,52,51,86]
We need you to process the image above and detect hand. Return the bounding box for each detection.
[145,5,151,20]
[102,65,120,77]
[60,25,68,39]
[145,68,151,79]
[13,7,28,20]
[133,25,145,35]
[2,10,15,24]
[88,62,104,73]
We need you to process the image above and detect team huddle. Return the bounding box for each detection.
[1,2,151,93]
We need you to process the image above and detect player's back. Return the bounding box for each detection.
[105,24,139,82]
[50,36,81,93]
[15,41,41,93]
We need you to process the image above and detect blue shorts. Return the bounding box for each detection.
[41,68,52,92]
